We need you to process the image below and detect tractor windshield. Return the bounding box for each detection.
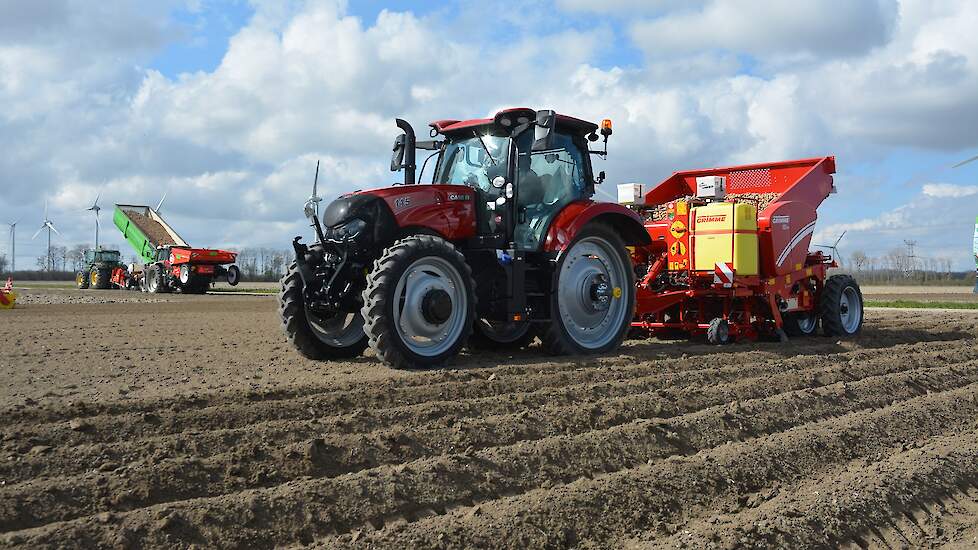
[97,251,121,263]
[433,133,509,191]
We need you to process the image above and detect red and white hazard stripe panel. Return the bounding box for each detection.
[714,262,734,287]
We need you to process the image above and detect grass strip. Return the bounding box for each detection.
[865,300,978,309]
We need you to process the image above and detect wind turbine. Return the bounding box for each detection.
[155,191,167,213]
[814,230,847,267]
[5,220,16,272]
[31,200,60,271]
[87,191,101,250]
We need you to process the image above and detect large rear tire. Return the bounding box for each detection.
[820,274,864,336]
[146,265,168,294]
[76,271,90,289]
[362,235,476,369]
[279,262,367,360]
[541,223,635,356]
[91,268,110,289]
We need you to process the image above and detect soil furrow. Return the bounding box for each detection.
[7,352,972,531]
[5,337,968,453]
[314,383,978,550]
[642,429,978,549]
[5,339,970,487]
[4,367,977,547]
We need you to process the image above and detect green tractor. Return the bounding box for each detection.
[76,249,127,290]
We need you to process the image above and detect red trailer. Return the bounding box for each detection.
[629,156,862,343]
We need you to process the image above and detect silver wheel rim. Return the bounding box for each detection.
[393,256,468,357]
[556,236,629,350]
[796,313,817,334]
[307,310,365,348]
[839,286,862,333]
[477,319,530,344]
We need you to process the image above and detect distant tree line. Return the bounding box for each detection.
[841,249,971,285]
[234,247,292,282]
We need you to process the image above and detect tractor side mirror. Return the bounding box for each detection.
[532,109,556,152]
[391,135,405,172]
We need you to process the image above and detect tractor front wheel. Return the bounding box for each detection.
[279,262,367,360]
[541,223,635,356]
[362,235,476,369]
[820,274,864,336]
[76,271,90,289]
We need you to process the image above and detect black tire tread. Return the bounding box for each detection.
[707,318,731,345]
[361,235,476,369]
[76,271,90,289]
[540,223,635,356]
[820,273,864,336]
[278,262,367,360]
[91,268,111,290]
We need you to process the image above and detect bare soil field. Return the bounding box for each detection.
[861,285,978,304]
[2,287,978,548]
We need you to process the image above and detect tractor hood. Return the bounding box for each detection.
[321,185,477,243]
[321,193,382,227]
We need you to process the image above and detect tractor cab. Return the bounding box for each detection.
[85,249,122,266]
[428,108,609,251]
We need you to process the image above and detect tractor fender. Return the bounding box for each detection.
[543,200,651,252]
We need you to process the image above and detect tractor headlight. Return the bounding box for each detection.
[333,218,367,240]
[303,198,318,220]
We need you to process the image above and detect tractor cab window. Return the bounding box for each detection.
[97,251,120,263]
[515,132,588,249]
[433,133,509,191]
[434,132,510,234]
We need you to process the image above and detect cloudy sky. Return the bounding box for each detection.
[2,0,978,269]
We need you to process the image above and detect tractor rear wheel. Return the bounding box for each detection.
[468,319,536,350]
[91,268,111,289]
[541,223,635,356]
[820,274,864,336]
[279,262,367,360]
[146,265,168,294]
[362,235,476,369]
[76,271,90,289]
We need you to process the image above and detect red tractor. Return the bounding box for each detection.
[281,108,650,368]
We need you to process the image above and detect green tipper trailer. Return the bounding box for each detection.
[112,204,240,294]
[113,205,188,264]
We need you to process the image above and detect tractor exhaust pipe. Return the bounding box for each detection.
[395,118,417,185]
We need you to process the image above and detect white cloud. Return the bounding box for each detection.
[3,0,978,270]
[922,183,978,198]
[629,0,897,61]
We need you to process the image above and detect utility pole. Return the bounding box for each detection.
[903,239,917,279]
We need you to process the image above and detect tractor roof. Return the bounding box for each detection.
[430,108,599,136]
